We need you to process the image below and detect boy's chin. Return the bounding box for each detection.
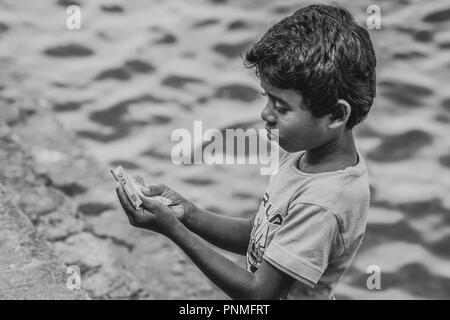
[267,132,281,145]
[282,144,305,153]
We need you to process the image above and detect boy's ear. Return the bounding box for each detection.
[327,99,351,129]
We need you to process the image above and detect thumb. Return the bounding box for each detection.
[171,204,185,220]
[140,194,168,213]
[142,184,165,197]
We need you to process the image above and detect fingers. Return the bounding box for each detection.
[139,194,169,214]
[116,182,132,210]
[142,184,166,197]
[115,182,137,225]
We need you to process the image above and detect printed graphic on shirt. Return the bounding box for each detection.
[246,192,284,272]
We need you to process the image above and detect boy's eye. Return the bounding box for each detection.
[275,106,288,114]
[260,92,288,114]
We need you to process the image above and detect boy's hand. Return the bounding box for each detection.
[140,184,196,224]
[115,182,181,237]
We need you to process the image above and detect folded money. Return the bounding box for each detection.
[111,166,143,210]
[111,166,173,209]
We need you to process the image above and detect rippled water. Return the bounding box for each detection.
[1,0,450,299]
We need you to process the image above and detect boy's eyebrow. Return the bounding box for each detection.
[265,92,291,108]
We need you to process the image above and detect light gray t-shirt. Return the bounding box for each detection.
[246,149,370,299]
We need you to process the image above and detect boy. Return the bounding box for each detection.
[116,4,376,300]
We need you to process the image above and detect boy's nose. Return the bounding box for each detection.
[260,104,276,124]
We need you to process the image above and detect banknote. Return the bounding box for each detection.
[111,166,172,209]
[111,166,143,209]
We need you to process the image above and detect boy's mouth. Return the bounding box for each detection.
[265,125,278,136]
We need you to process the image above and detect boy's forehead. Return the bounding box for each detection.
[260,81,285,96]
[260,80,290,94]
[260,81,303,101]
[260,80,275,91]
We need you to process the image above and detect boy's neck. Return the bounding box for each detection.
[299,130,358,173]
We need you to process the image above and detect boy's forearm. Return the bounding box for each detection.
[169,222,256,300]
[184,205,252,255]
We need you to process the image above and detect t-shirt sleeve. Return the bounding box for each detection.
[263,203,342,288]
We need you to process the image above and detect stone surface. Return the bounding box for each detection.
[0,95,144,299]
[0,187,89,299]
[52,232,115,269]
[82,266,144,299]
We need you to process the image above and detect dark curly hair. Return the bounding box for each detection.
[244,4,376,129]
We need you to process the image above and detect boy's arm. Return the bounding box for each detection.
[183,206,253,255]
[141,184,253,255]
[170,221,293,300]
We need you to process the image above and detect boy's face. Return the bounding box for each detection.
[260,81,332,153]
